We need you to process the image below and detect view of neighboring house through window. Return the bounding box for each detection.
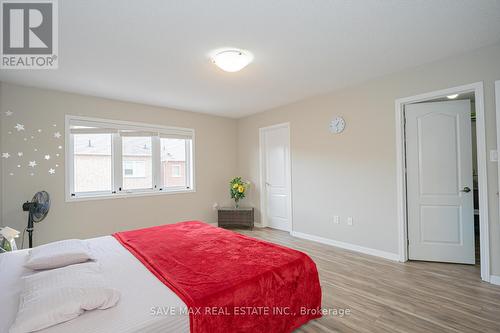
[171,165,181,177]
[67,116,194,200]
[73,133,112,194]
[123,161,146,177]
[160,138,188,188]
[122,136,153,190]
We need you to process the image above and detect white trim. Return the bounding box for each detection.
[496,82,500,276]
[395,82,491,282]
[112,132,122,193]
[291,231,400,261]
[66,188,196,203]
[490,275,500,286]
[152,136,161,188]
[68,115,194,136]
[65,115,74,199]
[259,122,293,232]
[259,128,266,227]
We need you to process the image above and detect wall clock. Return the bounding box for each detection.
[329,116,346,134]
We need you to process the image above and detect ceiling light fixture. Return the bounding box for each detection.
[211,49,253,72]
[447,94,459,99]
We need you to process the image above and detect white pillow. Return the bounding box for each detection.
[24,239,94,270]
[9,262,120,333]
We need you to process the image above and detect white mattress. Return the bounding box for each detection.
[0,236,189,333]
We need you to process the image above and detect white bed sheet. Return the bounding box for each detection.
[0,236,189,333]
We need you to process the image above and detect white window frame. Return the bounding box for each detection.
[65,115,195,202]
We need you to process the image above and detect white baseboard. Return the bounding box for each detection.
[490,275,500,286]
[290,231,400,261]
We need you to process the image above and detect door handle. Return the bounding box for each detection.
[265,182,271,187]
[460,186,471,193]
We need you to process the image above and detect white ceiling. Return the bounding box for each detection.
[1,0,500,118]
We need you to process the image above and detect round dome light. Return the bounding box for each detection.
[211,49,253,72]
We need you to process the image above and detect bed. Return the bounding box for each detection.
[1,221,321,333]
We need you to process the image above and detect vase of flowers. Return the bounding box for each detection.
[230,177,249,208]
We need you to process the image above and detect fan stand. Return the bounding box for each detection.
[27,206,34,248]
[23,201,36,248]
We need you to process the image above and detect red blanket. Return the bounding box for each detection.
[113,221,322,333]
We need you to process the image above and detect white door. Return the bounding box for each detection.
[406,100,475,264]
[261,124,291,231]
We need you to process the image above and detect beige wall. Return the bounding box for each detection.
[0,83,237,246]
[237,43,500,275]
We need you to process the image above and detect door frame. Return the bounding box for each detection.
[496,82,500,248]
[259,122,293,232]
[395,82,490,282]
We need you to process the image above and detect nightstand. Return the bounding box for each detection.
[217,207,254,229]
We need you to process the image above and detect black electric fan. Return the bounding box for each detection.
[22,191,50,248]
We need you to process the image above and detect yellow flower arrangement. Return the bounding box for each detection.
[230,177,250,208]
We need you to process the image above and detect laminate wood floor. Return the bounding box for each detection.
[236,228,500,333]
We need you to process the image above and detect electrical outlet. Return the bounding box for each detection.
[333,216,340,224]
[347,217,353,226]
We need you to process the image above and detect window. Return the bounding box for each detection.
[73,133,112,193]
[122,136,152,190]
[67,116,194,200]
[171,165,181,177]
[123,160,146,178]
[161,138,189,188]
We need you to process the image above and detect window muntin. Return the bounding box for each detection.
[67,116,194,200]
